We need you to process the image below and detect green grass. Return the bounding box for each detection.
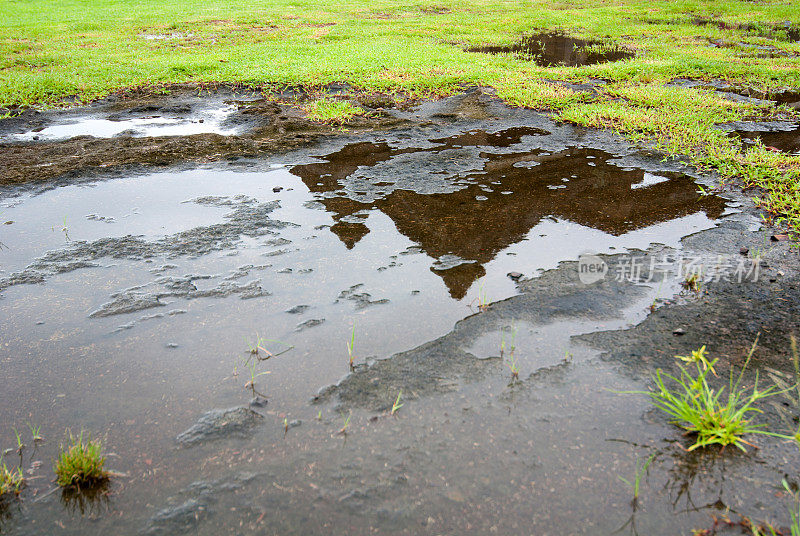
[304,97,364,122]
[618,452,656,504]
[625,339,800,451]
[0,458,24,497]
[1,0,800,230]
[391,390,403,415]
[54,431,110,488]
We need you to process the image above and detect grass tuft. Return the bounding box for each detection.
[54,430,110,489]
[624,337,799,451]
[304,98,364,123]
[0,458,24,497]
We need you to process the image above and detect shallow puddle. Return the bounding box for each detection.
[466,32,634,67]
[0,121,758,534]
[8,104,238,141]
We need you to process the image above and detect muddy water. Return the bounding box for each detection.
[466,32,634,67]
[1,117,790,535]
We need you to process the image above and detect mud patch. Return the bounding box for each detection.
[465,32,634,67]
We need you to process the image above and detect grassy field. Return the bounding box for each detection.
[2,0,800,231]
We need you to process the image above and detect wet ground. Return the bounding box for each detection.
[465,32,634,67]
[1,87,800,535]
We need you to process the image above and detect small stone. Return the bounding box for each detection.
[507,271,523,281]
[771,234,789,241]
[249,396,268,408]
[273,187,283,193]
[165,343,179,349]
[198,119,204,123]
[673,328,685,336]
[739,246,749,255]
[288,419,301,429]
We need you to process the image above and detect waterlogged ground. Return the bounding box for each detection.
[1,90,800,535]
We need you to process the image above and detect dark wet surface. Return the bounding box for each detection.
[466,32,634,67]
[737,123,800,154]
[1,90,798,535]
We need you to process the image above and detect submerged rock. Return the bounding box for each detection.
[176,407,264,446]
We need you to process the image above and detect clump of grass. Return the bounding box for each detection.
[304,98,364,123]
[391,390,403,415]
[54,431,109,489]
[625,337,799,451]
[682,272,702,292]
[618,452,656,507]
[0,458,24,497]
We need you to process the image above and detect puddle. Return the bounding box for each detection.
[692,18,800,42]
[0,122,745,534]
[668,78,800,106]
[465,32,634,67]
[737,123,800,154]
[8,104,238,141]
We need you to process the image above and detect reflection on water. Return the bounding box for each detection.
[292,133,727,297]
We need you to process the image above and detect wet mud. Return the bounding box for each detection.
[1,87,799,536]
[0,86,407,186]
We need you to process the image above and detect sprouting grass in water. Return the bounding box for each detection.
[304,98,364,123]
[12,428,23,455]
[502,325,519,380]
[27,423,43,443]
[0,457,24,497]
[54,430,109,489]
[338,411,352,436]
[472,278,490,312]
[245,334,293,360]
[624,336,800,451]
[242,356,270,391]
[391,391,403,415]
[618,452,656,506]
[347,323,356,370]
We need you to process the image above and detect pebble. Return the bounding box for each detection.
[739,246,749,255]
[249,396,268,408]
[507,271,523,281]
[673,327,686,336]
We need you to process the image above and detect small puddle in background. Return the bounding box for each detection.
[8,104,238,141]
[0,125,737,534]
[465,32,634,67]
[735,123,800,154]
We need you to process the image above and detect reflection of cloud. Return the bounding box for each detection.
[291,135,728,300]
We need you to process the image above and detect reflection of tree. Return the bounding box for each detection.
[291,136,728,299]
